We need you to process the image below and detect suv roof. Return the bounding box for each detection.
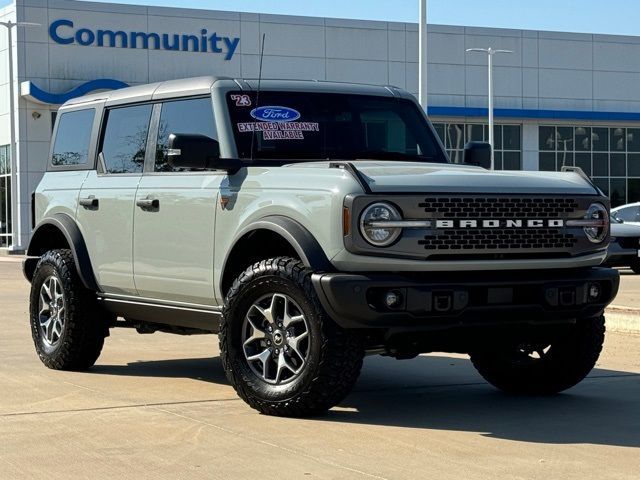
[62,76,409,109]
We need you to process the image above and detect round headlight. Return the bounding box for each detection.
[584,203,609,243]
[360,202,402,247]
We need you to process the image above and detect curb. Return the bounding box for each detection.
[606,306,640,334]
[0,249,26,257]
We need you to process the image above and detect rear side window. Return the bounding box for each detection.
[51,109,95,167]
[100,104,152,174]
[155,97,216,172]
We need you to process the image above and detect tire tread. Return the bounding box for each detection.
[30,249,108,371]
[470,315,605,395]
[219,257,363,417]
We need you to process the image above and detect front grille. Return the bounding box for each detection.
[419,228,578,251]
[418,197,579,219]
[416,196,581,254]
[346,193,602,262]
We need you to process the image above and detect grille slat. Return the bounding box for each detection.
[419,228,578,251]
[418,197,579,219]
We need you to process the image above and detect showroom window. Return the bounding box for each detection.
[432,123,522,170]
[0,145,11,248]
[539,125,640,207]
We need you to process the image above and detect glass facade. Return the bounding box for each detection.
[432,122,522,170]
[539,125,640,207]
[0,145,11,248]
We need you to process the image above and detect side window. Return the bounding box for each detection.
[615,207,636,222]
[360,110,419,155]
[155,97,216,172]
[100,104,152,174]
[51,109,95,167]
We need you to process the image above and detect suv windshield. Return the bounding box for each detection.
[226,91,447,163]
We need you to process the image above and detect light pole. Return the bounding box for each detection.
[1,20,40,251]
[466,47,513,170]
[418,0,428,109]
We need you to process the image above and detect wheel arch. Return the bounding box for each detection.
[219,216,334,299]
[24,214,99,292]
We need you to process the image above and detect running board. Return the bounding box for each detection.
[97,296,221,334]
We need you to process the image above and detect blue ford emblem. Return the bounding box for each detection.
[250,106,301,122]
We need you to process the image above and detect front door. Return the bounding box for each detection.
[76,104,153,295]
[133,97,222,305]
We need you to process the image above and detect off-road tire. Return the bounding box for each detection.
[30,249,109,370]
[470,315,605,395]
[219,257,364,417]
[630,258,640,275]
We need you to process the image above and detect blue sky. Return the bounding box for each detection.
[2,0,639,36]
[71,0,640,36]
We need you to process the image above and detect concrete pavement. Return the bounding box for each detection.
[1,258,639,479]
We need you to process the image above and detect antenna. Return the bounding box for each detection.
[250,33,266,161]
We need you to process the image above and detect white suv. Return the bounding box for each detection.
[23,76,619,416]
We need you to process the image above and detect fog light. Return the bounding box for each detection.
[588,283,601,301]
[384,290,402,308]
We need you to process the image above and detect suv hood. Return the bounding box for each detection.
[289,161,599,195]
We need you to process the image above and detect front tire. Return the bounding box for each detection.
[470,315,605,395]
[30,249,109,371]
[219,257,364,417]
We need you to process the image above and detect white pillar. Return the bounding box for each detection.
[487,49,494,170]
[522,122,540,171]
[5,22,22,250]
[418,0,428,109]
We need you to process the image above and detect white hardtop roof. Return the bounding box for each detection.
[61,76,406,109]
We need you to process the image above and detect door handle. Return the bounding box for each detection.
[136,198,160,211]
[79,196,99,210]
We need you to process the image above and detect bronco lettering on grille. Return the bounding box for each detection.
[435,219,565,228]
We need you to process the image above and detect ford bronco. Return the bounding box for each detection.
[23,76,619,417]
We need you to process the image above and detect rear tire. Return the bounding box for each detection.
[470,315,605,395]
[29,249,110,371]
[630,258,640,274]
[219,257,364,417]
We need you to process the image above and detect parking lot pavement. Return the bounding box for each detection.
[1,260,639,480]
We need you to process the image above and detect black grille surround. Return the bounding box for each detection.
[345,194,609,261]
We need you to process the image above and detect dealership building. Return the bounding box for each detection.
[2,0,640,250]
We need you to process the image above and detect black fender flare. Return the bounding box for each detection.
[221,215,334,281]
[25,213,100,292]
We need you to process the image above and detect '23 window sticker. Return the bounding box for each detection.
[234,103,320,140]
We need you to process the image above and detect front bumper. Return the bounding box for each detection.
[312,267,619,330]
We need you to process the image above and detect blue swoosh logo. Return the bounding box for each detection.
[22,79,129,105]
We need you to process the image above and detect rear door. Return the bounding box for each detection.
[133,96,222,305]
[76,104,153,294]
[40,106,98,231]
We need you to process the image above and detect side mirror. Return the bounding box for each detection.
[463,141,492,169]
[167,133,242,173]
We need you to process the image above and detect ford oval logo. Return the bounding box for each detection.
[250,106,301,122]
